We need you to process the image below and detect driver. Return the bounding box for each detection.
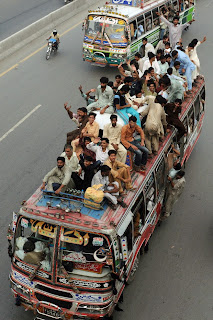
[47,29,60,49]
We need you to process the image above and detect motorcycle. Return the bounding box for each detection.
[46,38,58,60]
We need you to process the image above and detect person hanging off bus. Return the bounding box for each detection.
[161,170,186,219]
[121,116,149,172]
[164,98,187,141]
[140,37,155,59]
[156,12,195,50]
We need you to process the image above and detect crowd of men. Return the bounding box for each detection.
[41,12,205,216]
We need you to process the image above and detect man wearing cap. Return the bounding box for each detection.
[41,157,71,194]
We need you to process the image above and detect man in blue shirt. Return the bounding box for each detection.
[171,50,196,91]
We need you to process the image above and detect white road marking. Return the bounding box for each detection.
[0,104,41,142]
[205,1,213,7]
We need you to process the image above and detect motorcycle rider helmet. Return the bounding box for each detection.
[53,29,57,36]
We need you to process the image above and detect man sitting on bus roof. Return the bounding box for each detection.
[41,157,71,194]
[86,137,109,164]
[91,165,126,210]
[71,155,101,192]
[121,116,149,172]
[104,150,133,194]
[114,85,141,127]
[86,77,114,115]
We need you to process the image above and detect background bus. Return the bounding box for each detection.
[82,0,195,66]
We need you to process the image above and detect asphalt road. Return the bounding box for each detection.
[0,0,65,41]
[0,0,212,319]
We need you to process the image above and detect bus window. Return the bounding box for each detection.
[136,15,145,38]
[171,0,179,11]
[194,96,200,122]
[155,157,166,196]
[144,173,156,218]
[179,0,185,11]
[187,105,195,135]
[152,8,160,27]
[123,221,133,252]
[144,12,153,32]
[130,20,137,41]
[131,191,145,238]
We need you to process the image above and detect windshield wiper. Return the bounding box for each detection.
[104,32,113,48]
[91,31,100,45]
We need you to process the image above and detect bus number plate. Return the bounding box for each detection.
[44,308,60,317]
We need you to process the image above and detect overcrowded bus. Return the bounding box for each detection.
[7,76,205,320]
[82,0,195,66]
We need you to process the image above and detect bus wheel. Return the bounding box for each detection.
[127,253,140,284]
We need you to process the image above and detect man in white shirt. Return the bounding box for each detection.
[140,37,155,59]
[86,137,109,164]
[155,35,169,53]
[61,145,80,189]
[103,114,127,163]
[92,165,123,210]
[142,52,161,75]
[61,145,80,172]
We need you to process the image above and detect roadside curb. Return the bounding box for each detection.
[0,0,100,63]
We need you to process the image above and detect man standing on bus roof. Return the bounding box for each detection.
[121,116,149,172]
[171,49,196,92]
[156,13,195,50]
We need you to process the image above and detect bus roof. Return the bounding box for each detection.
[20,78,205,236]
[88,0,167,20]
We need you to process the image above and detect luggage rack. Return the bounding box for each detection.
[41,190,105,211]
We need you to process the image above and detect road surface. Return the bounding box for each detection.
[0,0,64,41]
[0,0,212,319]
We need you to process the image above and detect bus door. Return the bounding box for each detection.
[135,14,145,56]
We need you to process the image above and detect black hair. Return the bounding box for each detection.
[148,52,155,60]
[143,37,148,42]
[57,156,65,162]
[88,112,96,118]
[135,52,142,58]
[173,16,179,21]
[174,99,182,105]
[155,95,167,105]
[79,107,87,114]
[120,84,130,94]
[165,42,170,47]
[177,170,185,178]
[101,137,109,144]
[129,116,137,123]
[147,80,156,88]
[167,67,173,75]
[174,163,182,170]
[188,42,195,48]
[165,54,172,59]
[100,165,111,173]
[100,76,109,84]
[108,81,113,88]
[23,241,35,253]
[160,55,166,60]
[124,76,134,84]
[148,67,154,73]
[163,35,168,40]
[84,155,93,162]
[115,74,121,79]
[84,136,92,142]
[110,114,117,120]
[172,50,178,57]
[157,49,163,55]
[108,150,117,156]
[174,61,180,67]
[161,75,171,87]
[135,88,142,96]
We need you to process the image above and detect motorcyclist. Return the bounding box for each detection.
[47,29,60,50]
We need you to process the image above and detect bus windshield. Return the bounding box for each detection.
[58,228,112,275]
[14,217,56,273]
[85,15,127,46]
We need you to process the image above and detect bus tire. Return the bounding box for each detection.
[127,253,140,284]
